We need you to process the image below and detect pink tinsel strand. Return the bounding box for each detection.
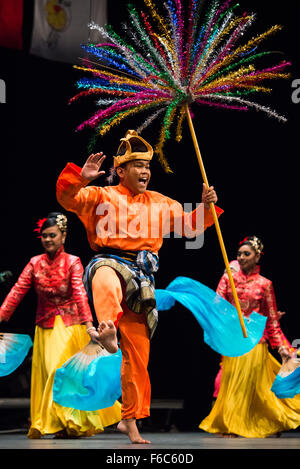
[81,58,94,69]
[190,0,234,81]
[77,99,155,130]
[215,0,234,18]
[95,42,119,48]
[183,0,197,82]
[194,62,292,93]
[144,74,175,87]
[247,61,291,77]
[69,81,171,104]
[192,13,251,90]
[76,92,170,130]
[194,68,289,95]
[196,98,248,111]
[174,0,185,81]
[194,72,276,95]
[69,88,137,104]
[141,11,173,73]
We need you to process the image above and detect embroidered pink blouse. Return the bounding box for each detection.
[216,266,287,348]
[0,246,93,328]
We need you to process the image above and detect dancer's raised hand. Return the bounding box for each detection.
[81,152,106,182]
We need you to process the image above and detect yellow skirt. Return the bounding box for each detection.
[27,315,121,438]
[200,343,300,438]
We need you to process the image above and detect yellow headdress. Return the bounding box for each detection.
[113,130,153,168]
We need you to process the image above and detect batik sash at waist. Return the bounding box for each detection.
[83,249,159,338]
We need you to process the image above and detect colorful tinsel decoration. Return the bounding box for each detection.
[71,0,291,172]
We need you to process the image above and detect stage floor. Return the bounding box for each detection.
[0,430,299,450]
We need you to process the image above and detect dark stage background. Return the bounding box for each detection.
[0,0,299,430]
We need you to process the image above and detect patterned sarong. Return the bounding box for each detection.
[83,249,159,337]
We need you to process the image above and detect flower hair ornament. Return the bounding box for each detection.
[239,236,264,255]
[56,214,68,232]
[33,214,68,237]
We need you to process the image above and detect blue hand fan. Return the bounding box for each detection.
[0,333,33,377]
[271,357,300,398]
[155,276,267,357]
[53,341,122,411]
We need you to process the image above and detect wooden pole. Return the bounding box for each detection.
[185,103,247,338]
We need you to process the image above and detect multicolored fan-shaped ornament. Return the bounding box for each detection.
[72,0,290,172]
[53,340,122,411]
[0,333,33,377]
[271,356,300,399]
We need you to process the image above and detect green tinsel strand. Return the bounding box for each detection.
[163,97,183,139]
[215,3,240,28]
[127,5,182,92]
[87,132,99,153]
[97,100,168,134]
[190,0,219,73]
[97,109,134,133]
[191,4,245,85]
[217,88,267,97]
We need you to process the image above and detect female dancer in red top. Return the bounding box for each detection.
[200,236,300,438]
[0,212,121,438]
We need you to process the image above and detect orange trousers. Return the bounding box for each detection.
[92,266,151,420]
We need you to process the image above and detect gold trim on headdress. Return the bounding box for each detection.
[56,214,68,232]
[113,130,153,168]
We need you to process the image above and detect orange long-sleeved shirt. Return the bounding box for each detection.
[56,163,223,254]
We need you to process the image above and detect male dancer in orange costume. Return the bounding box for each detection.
[56,130,222,443]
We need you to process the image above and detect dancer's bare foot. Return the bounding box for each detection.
[97,320,118,353]
[117,419,151,444]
